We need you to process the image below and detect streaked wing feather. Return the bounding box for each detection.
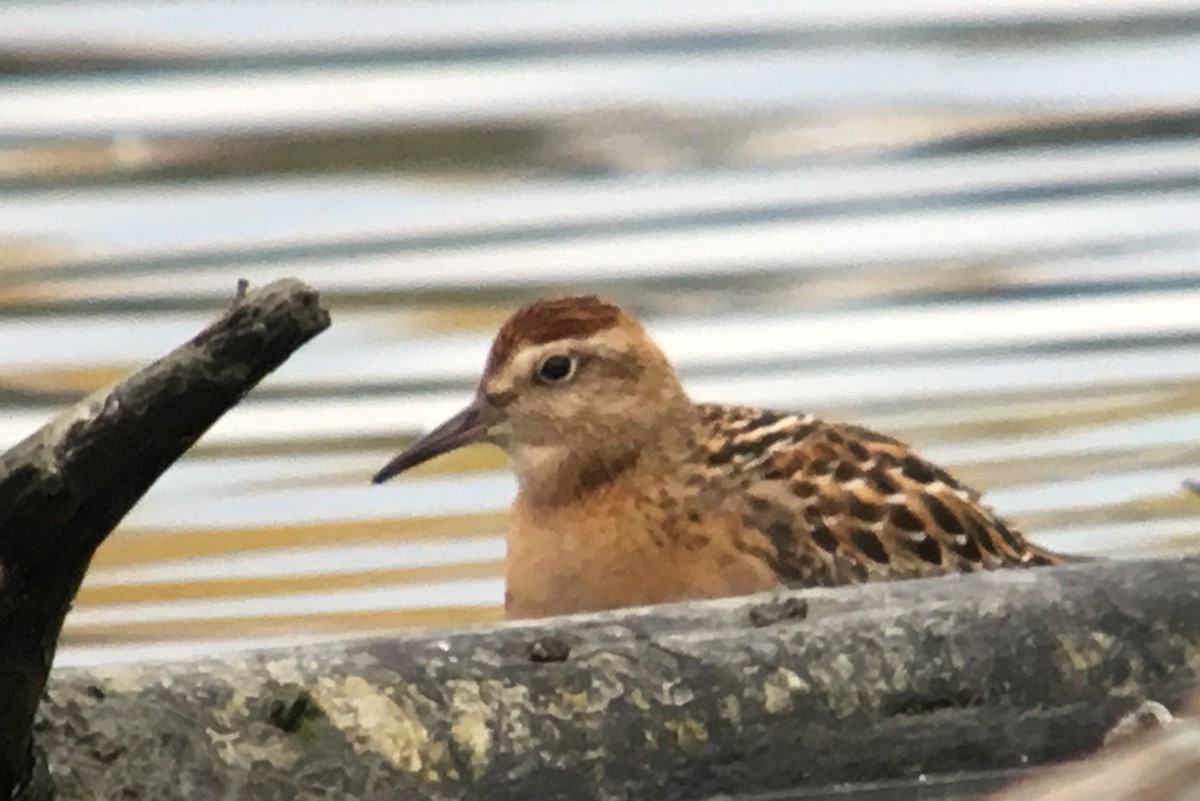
[694,403,1066,587]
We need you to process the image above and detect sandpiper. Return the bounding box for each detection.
[374,296,1067,618]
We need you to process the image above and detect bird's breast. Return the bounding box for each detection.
[502,487,779,618]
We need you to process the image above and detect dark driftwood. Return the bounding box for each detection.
[0,279,330,800]
[995,697,1200,801]
[33,556,1200,801]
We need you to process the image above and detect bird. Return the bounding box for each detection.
[373,295,1070,619]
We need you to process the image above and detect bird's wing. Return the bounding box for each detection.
[694,403,1066,586]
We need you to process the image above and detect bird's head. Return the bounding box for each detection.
[373,295,690,489]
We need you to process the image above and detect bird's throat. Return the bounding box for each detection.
[511,442,644,508]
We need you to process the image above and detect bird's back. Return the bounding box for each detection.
[690,403,1068,587]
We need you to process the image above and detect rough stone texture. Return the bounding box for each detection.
[0,279,330,799]
[36,556,1200,801]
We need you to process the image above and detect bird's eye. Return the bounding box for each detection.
[536,354,576,384]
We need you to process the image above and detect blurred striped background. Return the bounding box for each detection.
[0,0,1198,666]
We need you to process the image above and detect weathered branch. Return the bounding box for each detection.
[995,697,1200,801]
[35,556,1200,801]
[0,279,330,799]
